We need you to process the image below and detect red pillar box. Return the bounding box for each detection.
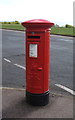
[22,19,54,106]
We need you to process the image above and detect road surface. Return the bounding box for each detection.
[2,29,73,95]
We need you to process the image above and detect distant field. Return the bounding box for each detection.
[1,24,24,30]
[1,24,75,36]
[51,27,75,36]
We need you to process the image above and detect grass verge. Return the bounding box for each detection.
[2,24,24,31]
[51,27,75,37]
[1,24,75,37]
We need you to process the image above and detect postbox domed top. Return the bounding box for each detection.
[22,19,54,29]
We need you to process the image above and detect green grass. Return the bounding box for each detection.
[51,27,75,36]
[1,24,75,36]
[2,24,24,30]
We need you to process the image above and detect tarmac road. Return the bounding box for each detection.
[2,29,73,96]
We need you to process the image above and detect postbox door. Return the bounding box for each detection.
[26,41,44,93]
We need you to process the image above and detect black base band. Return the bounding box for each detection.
[26,91,49,106]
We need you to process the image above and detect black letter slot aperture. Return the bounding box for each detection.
[28,36,40,39]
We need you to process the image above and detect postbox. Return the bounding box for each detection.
[22,19,54,106]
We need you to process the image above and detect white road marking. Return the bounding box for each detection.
[4,58,74,96]
[60,39,73,43]
[55,84,75,96]
[4,58,11,63]
[0,87,25,91]
[14,64,26,70]
[3,58,26,70]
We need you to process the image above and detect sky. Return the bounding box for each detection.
[0,0,74,26]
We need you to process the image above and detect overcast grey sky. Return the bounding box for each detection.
[0,0,74,26]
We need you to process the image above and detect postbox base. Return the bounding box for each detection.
[26,91,49,106]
